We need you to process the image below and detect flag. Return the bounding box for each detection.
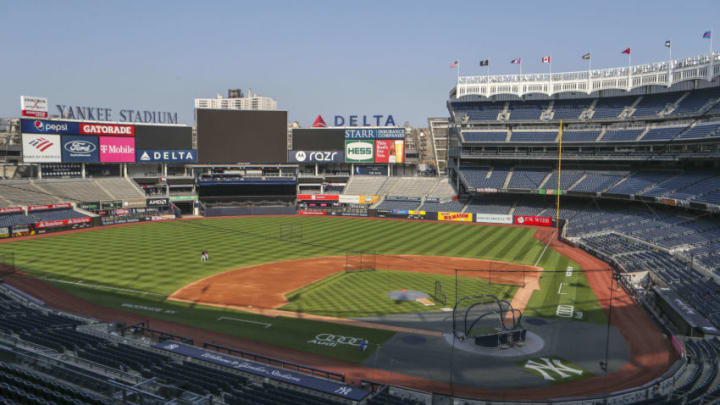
[450,60,458,68]
[665,40,671,48]
[703,31,711,39]
[479,59,489,66]
[541,56,551,63]
[510,58,522,64]
[582,52,591,60]
[621,48,631,54]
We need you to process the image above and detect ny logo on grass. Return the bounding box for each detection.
[524,357,583,381]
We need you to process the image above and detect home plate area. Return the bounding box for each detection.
[387,289,435,306]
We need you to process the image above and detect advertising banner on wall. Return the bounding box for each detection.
[374,139,405,164]
[338,195,360,204]
[358,195,379,205]
[345,140,374,163]
[146,197,170,207]
[136,149,197,163]
[287,150,344,163]
[297,194,340,201]
[79,122,134,136]
[21,96,48,118]
[514,215,553,227]
[438,212,473,222]
[298,210,327,216]
[353,165,387,176]
[61,135,99,163]
[99,136,135,162]
[21,119,79,135]
[475,213,513,224]
[28,203,72,212]
[0,207,23,215]
[344,128,405,139]
[34,217,92,229]
[22,134,61,162]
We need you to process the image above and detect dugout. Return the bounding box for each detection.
[650,286,720,337]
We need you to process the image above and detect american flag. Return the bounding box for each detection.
[449,61,458,68]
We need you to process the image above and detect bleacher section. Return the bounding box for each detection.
[462,131,506,142]
[460,167,720,201]
[0,178,146,207]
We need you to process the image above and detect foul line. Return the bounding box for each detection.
[217,316,272,328]
[533,230,555,267]
[40,277,166,297]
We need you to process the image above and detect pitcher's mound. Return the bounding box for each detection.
[387,290,429,302]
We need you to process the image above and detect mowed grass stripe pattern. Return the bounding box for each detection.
[281,270,518,318]
[0,217,574,296]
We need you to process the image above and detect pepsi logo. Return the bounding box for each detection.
[34,120,43,130]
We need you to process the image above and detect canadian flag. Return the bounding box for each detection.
[541,56,551,63]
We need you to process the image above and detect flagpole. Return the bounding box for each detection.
[668,42,672,87]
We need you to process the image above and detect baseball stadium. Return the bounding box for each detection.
[0,50,719,405]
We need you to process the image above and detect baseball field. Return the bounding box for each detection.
[0,216,607,364]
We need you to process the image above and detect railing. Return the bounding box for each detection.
[456,52,720,98]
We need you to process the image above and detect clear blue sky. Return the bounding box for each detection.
[1,1,718,127]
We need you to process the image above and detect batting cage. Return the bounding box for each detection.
[344,250,377,273]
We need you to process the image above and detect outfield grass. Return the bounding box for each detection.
[0,217,576,295]
[281,270,519,318]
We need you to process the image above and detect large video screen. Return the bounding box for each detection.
[292,128,345,150]
[197,109,288,164]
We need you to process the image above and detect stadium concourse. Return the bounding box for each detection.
[0,52,718,404]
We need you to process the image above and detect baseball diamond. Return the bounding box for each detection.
[0,215,676,400]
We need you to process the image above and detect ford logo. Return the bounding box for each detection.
[64,140,96,153]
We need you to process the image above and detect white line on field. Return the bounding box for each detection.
[217,316,272,328]
[557,282,567,295]
[42,278,166,297]
[533,233,553,267]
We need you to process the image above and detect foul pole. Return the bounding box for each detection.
[556,120,563,230]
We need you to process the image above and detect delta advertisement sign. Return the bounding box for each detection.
[514,215,553,227]
[99,136,135,163]
[345,140,405,164]
[22,134,61,163]
[438,212,473,222]
[137,149,197,162]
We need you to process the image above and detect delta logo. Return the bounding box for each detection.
[29,137,54,152]
[312,115,327,128]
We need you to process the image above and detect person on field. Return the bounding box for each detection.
[201,249,209,261]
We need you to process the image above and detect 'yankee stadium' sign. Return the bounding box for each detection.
[137,149,197,162]
[56,105,178,124]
